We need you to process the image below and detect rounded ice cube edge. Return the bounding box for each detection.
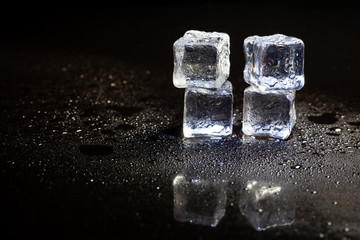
[182,125,233,139]
[241,127,292,140]
[245,75,305,91]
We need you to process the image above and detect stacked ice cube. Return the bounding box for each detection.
[173,30,233,138]
[242,34,305,140]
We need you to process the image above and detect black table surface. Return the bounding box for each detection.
[1,5,360,240]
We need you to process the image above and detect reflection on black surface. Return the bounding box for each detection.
[173,139,296,231]
[173,175,227,227]
[240,180,295,231]
[173,139,228,227]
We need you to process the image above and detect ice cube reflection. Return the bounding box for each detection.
[173,138,296,230]
[173,174,227,227]
[173,139,228,227]
[240,180,295,231]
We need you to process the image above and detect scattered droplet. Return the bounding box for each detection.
[291,165,302,169]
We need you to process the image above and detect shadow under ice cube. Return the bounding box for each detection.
[173,30,230,89]
[242,86,296,140]
[240,181,295,231]
[173,175,227,227]
[183,81,233,138]
[244,34,304,90]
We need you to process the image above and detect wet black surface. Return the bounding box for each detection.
[308,113,338,125]
[1,5,360,240]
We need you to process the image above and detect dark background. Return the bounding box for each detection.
[1,5,360,240]
[2,5,360,92]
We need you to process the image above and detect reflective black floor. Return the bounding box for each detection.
[1,5,360,240]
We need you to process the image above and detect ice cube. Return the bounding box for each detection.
[244,34,304,90]
[183,81,233,138]
[173,175,227,227]
[242,86,296,140]
[240,180,295,231]
[173,30,230,89]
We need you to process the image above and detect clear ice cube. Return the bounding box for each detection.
[242,86,296,140]
[173,175,227,227]
[173,30,230,89]
[183,81,233,138]
[240,180,295,231]
[244,34,304,90]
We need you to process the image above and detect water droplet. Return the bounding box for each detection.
[291,165,302,169]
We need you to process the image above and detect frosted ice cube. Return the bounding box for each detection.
[183,81,233,138]
[173,175,227,227]
[244,34,304,90]
[242,86,296,140]
[173,30,230,89]
[240,180,295,231]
